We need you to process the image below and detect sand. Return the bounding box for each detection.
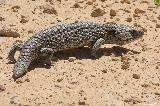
[0,0,160,106]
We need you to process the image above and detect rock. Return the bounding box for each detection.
[43,8,57,15]
[110,9,116,17]
[0,29,20,38]
[134,8,145,14]
[42,5,58,15]
[91,8,106,17]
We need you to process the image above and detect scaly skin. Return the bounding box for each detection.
[8,22,144,80]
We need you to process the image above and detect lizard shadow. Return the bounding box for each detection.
[29,46,140,70]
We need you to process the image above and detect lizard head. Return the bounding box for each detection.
[113,24,144,45]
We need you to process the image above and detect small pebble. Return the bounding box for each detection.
[126,17,132,22]
[57,78,63,82]
[86,1,93,5]
[0,17,5,21]
[78,0,85,3]
[157,15,160,20]
[11,5,20,12]
[132,74,140,79]
[101,69,107,73]
[0,85,6,92]
[134,8,145,14]
[20,15,29,24]
[20,18,28,24]
[141,0,149,4]
[56,17,63,22]
[100,0,106,2]
[15,79,23,84]
[141,83,150,88]
[78,101,86,105]
[120,0,130,4]
[57,0,61,2]
[154,92,160,95]
[72,3,80,8]
[28,30,34,34]
[25,78,30,82]
[156,24,160,28]
[134,58,138,61]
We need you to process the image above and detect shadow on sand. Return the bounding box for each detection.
[30,46,140,69]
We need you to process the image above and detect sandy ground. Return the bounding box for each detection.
[0,0,160,106]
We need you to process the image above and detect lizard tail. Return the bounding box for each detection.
[12,55,33,80]
[8,43,23,63]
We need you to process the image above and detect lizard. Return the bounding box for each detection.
[7,22,144,80]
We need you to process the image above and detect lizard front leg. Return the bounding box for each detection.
[40,48,56,66]
[91,38,105,57]
[8,43,23,63]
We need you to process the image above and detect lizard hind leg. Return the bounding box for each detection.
[8,43,23,63]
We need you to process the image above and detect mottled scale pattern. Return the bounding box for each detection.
[37,22,107,49]
[8,22,144,79]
